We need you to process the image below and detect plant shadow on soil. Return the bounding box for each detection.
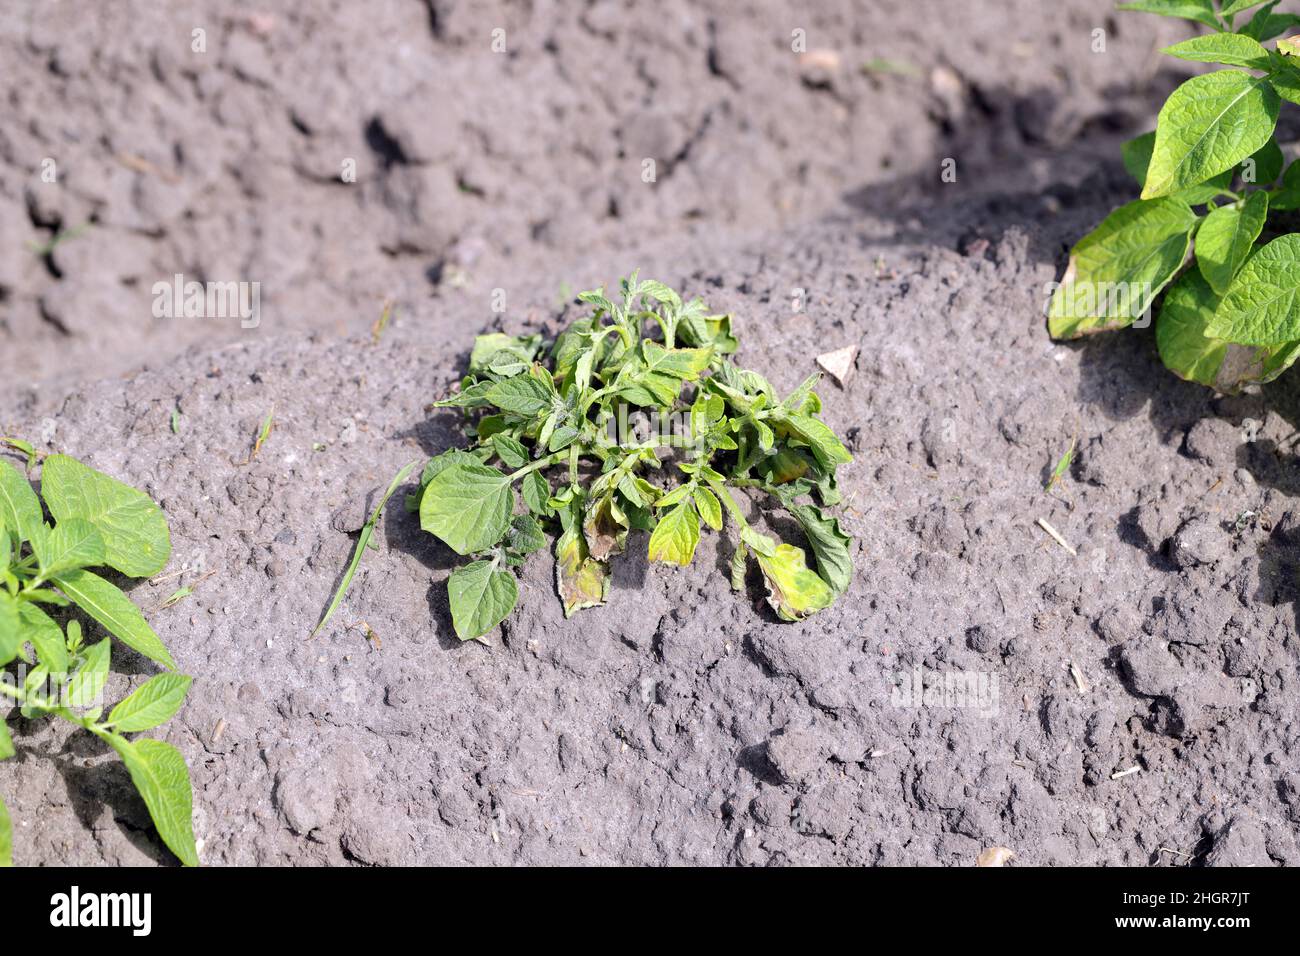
[371,476,463,650]
[44,733,174,865]
[831,69,1300,648]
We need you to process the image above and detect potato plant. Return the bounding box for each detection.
[415,273,855,640]
[0,454,196,866]
[1049,1,1300,390]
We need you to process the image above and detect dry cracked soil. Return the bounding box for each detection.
[1,0,1298,866]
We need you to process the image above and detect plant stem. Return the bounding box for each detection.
[509,451,569,481]
[707,479,752,530]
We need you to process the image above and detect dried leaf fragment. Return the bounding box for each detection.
[976,846,1015,867]
[816,345,858,387]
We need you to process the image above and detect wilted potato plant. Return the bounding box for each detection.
[1049,0,1300,390]
[413,273,855,640]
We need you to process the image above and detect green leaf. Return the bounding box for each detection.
[53,568,176,669]
[618,340,714,407]
[0,795,11,866]
[0,459,42,546]
[105,735,198,866]
[107,673,192,732]
[40,455,171,578]
[32,518,105,579]
[418,449,481,489]
[1243,138,1284,185]
[1270,158,1300,209]
[447,560,518,640]
[555,522,608,616]
[0,592,19,667]
[485,375,555,417]
[468,332,542,376]
[66,638,110,710]
[1207,233,1300,344]
[1197,191,1269,295]
[1268,61,1300,107]
[1162,33,1269,69]
[18,601,67,674]
[693,487,723,531]
[677,312,739,353]
[0,722,12,761]
[788,503,853,596]
[1121,131,1233,202]
[521,470,551,515]
[778,413,853,468]
[1221,0,1266,17]
[431,380,494,409]
[490,434,530,469]
[648,500,700,566]
[1142,71,1278,200]
[1241,2,1300,41]
[419,462,513,555]
[1117,0,1220,29]
[1121,131,1156,187]
[1,437,36,471]
[1047,198,1197,338]
[638,279,682,311]
[505,513,546,554]
[755,544,835,621]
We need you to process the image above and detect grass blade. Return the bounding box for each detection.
[310,460,418,637]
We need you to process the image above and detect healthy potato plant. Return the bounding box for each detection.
[1049,1,1300,390]
[0,454,196,867]
[416,273,854,640]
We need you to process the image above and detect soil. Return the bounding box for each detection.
[3,2,1298,866]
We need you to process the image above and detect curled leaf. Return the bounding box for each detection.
[755,544,834,621]
[555,524,608,617]
[583,493,629,561]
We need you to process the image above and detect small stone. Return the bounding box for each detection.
[1170,514,1228,569]
[1094,604,1139,645]
[965,624,997,654]
[1204,817,1272,867]
[798,49,841,89]
[274,767,338,836]
[1184,417,1238,468]
[816,345,858,387]
[766,726,824,786]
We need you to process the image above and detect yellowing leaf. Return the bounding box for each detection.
[555,526,608,616]
[648,500,700,566]
[756,544,834,621]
